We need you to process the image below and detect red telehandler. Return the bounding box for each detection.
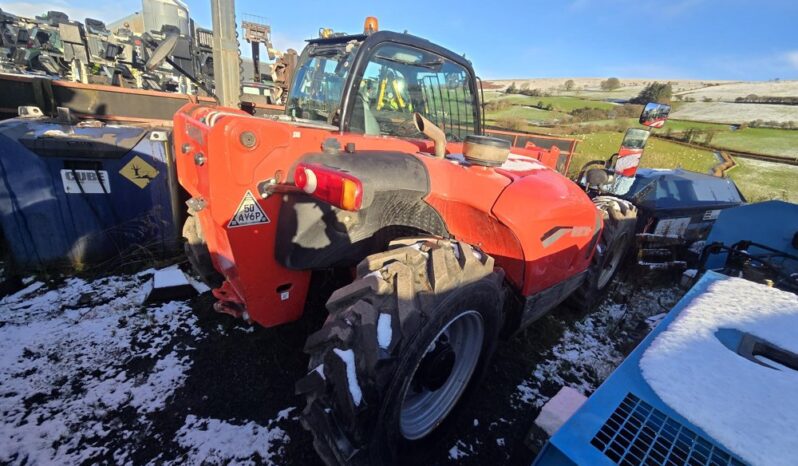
[161,18,637,465]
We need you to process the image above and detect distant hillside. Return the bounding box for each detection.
[484,78,798,101]
[484,78,733,97]
[483,78,798,124]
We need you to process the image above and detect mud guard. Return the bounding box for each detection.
[276,150,449,269]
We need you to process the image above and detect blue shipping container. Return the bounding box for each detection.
[0,117,181,271]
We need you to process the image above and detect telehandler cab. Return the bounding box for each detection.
[167,18,637,465]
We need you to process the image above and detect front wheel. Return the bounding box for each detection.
[297,238,502,465]
[568,196,637,311]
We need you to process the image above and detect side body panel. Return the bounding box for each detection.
[421,157,525,288]
[493,169,602,296]
[420,156,601,296]
[175,105,319,326]
[174,104,430,327]
[174,104,599,327]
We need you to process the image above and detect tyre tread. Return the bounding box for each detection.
[299,238,496,465]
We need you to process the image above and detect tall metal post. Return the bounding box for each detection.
[211,0,240,107]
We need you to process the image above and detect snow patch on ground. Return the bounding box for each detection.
[674,80,798,100]
[641,276,798,466]
[645,312,668,329]
[185,274,211,294]
[448,440,474,460]
[514,286,679,409]
[153,265,190,288]
[171,414,290,465]
[670,101,798,125]
[0,273,202,464]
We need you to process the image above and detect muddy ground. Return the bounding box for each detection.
[0,263,683,465]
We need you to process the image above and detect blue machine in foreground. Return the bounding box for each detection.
[534,273,751,466]
[0,114,181,271]
[534,201,798,466]
[700,200,798,292]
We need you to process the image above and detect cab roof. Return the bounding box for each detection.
[305,30,473,73]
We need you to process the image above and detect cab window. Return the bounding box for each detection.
[287,43,359,124]
[349,43,477,141]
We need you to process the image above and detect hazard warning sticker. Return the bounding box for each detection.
[228,190,270,228]
[119,155,159,189]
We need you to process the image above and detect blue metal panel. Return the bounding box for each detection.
[0,118,180,270]
[703,200,798,273]
[0,126,69,264]
[534,272,747,466]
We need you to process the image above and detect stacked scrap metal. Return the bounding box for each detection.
[0,8,208,94]
[0,4,292,106]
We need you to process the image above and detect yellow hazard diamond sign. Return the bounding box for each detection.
[119,156,159,189]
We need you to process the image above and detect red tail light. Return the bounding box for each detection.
[294,163,363,211]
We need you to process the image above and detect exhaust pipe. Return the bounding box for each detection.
[414,113,446,158]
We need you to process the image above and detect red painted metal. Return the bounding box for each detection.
[484,128,579,174]
[615,147,644,177]
[173,103,600,327]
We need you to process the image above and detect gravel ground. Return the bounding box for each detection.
[0,265,683,465]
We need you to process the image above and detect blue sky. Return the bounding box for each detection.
[6,0,797,80]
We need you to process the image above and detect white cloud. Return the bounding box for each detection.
[786,51,798,70]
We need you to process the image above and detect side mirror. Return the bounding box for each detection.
[639,102,671,128]
[145,34,179,71]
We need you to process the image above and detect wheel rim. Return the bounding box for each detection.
[399,310,484,440]
[597,233,628,290]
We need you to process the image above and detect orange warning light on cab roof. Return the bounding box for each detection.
[364,17,379,34]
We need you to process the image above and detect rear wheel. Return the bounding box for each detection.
[297,238,502,465]
[568,196,637,311]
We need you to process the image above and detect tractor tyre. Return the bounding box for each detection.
[297,238,503,465]
[182,213,224,289]
[567,196,637,311]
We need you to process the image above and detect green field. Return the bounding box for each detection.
[486,93,617,112]
[653,121,798,158]
[483,94,795,201]
[485,105,565,125]
[568,131,796,202]
[559,89,645,100]
[484,95,627,128]
[568,131,718,176]
[703,127,798,158]
[485,94,798,158]
[728,158,798,203]
[656,120,727,132]
[557,130,794,203]
[571,117,636,129]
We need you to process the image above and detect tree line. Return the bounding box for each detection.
[734,95,798,105]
